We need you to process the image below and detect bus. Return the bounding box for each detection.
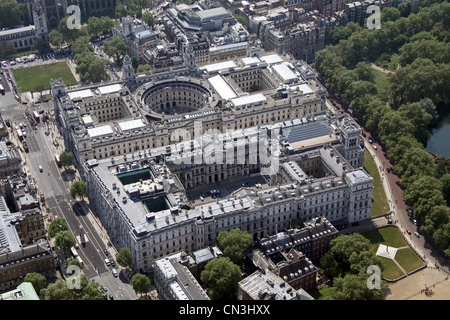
[33,111,40,123]
[17,128,23,141]
[55,154,61,167]
[0,84,4,95]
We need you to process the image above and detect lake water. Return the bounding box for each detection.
[426,112,450,158]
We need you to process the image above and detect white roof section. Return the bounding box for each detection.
[241,56,261,66]
[82,115,93,126]
[201,60,236,73]
[261,54,283,65]
[87,125,114,138]
[98,84,122,95]
[68,89,93,100]
[118,119,146,132]
[272,63,297,84]
[208,75,237,100]
[230,93,267,109]
[345,169,372,184]
[291,83,314,95]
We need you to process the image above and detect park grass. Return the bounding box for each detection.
[362,226,408,251]
[362,226,425,279]
[373,69,391,94]
[308,285,332,300]
[395,248,424,273]
[377,256,404,280]
[363,148,390,216]
[12,61,77,93]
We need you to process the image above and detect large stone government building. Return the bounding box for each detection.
[52,51,371,273]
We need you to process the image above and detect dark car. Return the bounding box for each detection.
[109,294,114,300]
[104,249,109,256]
[351,222,360,227]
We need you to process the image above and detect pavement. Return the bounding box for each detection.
[386,266,450,300]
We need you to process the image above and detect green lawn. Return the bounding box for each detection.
[377,256,404,279]
[362,226,424,279]
[363,226,408,251]
[363,148,390,216]
[308,285,332,300]
[395,248,424,273]
[12,61,77,93]
[374,70,391,94]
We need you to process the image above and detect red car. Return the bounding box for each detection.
[406,229,411,235]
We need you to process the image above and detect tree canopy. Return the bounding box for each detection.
[59,151,74,169]
[116,248,133,269]
[24,273,47,295]
[48,217,69,238]
[40,274,106,300]
[314,1,450,258]
[70,181,88,201]
[0,0,22,29]
[200,257,241,300]
[217,229,252,265]
[103,37,130,64]
[131,273,151,296]
[320,234,387,300]
[55,230,76,252]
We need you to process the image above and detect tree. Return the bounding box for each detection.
[200,257,241,300]
[441,174,450,205]
[330,273,388,300]
[75,51,109,83]
[131,273,151,297]
[24,273,47,295]
[59,151,74,171]
[142,11,156,26]
[137,64,153,73]
[398,1,412,17]
[48,217,69,238]
[57,16,81,43]
[0,0,22,29]
[0,41,16,59]
[48,30,64,48]
[233,14,248,27]
[70,180,88,201]
[55,230,76,253]
[131,56,139,71]
[41,274,106,300]
[87,16,115,37]
[103,37,130,64]
[72,36,94,56]
[381,7,401,23]
[68,258,84,270]
[116,248,133,275]
[398,102,434,145]
[217,229,252,265]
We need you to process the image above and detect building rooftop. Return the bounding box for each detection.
[0,282,39,300]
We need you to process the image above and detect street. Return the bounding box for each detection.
[0,89,137,299]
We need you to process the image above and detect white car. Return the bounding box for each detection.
[112,269,118,277]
